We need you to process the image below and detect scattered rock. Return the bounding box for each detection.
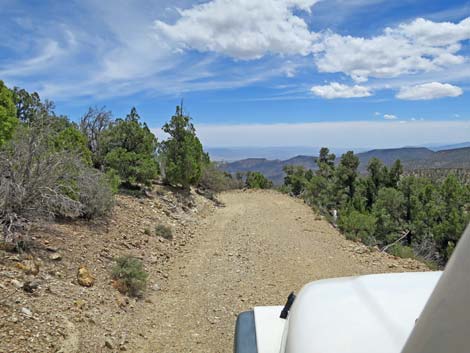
[49,253,62,261]
[104,338,114,349]
[11,279,24,289]
[152,283,161,291]
[16,261,40,275]
[21,307,32,317]
[77,266,95,287]
[23,280,40,293]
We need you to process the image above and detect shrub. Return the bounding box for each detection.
[112,256,148,297]
[0,80,18,146]
[105,169,121,194]
[0,118,114,246]
[245,171,272,189]
[199,164,241,192]
[155,224,173,240]
[388,244,415,259]
[338,209,377,245]
[76,169,114,219]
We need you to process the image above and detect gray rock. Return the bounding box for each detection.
[104,338,114,349]
[11,279,24,289]
[23,280,40,293]
[21,307,32,317]
[49,253,62,261]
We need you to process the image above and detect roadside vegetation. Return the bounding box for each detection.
[282,147,470,266]
[0,81,237,252]
[112,256,148,297]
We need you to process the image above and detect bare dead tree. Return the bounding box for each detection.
[79,106,113,168]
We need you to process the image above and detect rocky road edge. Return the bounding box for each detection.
[0,185,216,353]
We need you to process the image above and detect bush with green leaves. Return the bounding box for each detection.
[338,209,377,245]
[112,256,148,297]
[159,106,207,190]
[199,163,242,192]
[155,224,173,240]
[0,106,114,246]
[245,171,273,189]
[101,107,158,187]
[0,80,18,146]
[388,244,415,259]
[283,165,312,196]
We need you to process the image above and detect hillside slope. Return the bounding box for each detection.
[220,146,470,184]
[0,186,215,353]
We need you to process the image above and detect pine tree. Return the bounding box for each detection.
[159,105,206,190]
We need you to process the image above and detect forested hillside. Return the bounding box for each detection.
[220,146,470,184]
[281,148,470,266]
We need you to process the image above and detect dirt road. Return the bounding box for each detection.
[132,190,426,352]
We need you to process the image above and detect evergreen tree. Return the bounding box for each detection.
[245,171,272,189]
[388,159,403,188]
[159,105,206,190]
[335,151,360,202]
[0,81,18,146]
[101,107,158,186]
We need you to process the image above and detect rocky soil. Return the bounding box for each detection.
[0,185,215,353]
[1,189,429,353]
[131,190,428,352]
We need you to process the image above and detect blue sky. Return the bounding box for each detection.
[1,0,470,148]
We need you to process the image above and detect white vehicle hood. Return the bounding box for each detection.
[254,271,441,353]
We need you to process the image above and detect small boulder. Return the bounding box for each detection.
[49,253,62,261]
[11,279,24,289]
[104,338,114,349]
[21,307,32,317]
[16,261,40,275]
[77,266,95,287]
[23,280,39,293]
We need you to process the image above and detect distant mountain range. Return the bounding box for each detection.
[219,145,470,185]
[207,142,470,162]
[206,146,369,162]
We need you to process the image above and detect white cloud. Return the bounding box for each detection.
[154,0,319,60]
[396,82,463,100]
[313,17,470,82]
[383,114,397,120]
[310,82,372,98]
[152,120,470,148]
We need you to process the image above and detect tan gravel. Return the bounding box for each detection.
[131,189,427,353]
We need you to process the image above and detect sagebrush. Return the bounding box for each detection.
[112,256,148,297]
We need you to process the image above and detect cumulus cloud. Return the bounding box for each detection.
[154,0,319,60]
[310,82,372,98]
[313,17,470,82]
[396,82,463,100]
[383,114,397,120]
